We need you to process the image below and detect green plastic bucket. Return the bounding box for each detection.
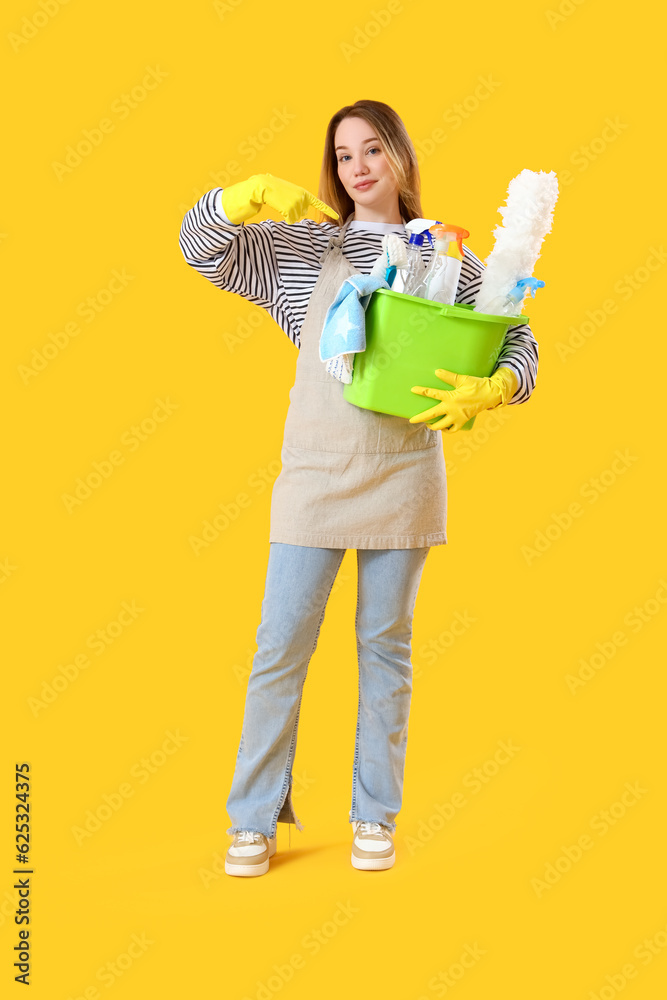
[343,289,528,431]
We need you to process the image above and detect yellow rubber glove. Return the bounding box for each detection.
[221,173,339,225]
[409,366,519,432]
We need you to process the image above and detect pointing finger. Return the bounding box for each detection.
[308,192,340,219]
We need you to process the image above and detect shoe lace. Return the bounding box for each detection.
[237,830,264,844]
[358,821,384,835]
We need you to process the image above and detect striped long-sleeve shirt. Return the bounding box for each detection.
[179,188,538,404]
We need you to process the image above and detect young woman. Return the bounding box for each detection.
[179,100,538,877]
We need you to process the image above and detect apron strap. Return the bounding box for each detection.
[318,213,355,264]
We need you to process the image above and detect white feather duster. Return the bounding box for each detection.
[474,169,558,314]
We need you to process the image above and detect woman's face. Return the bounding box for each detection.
[334,116,399,218]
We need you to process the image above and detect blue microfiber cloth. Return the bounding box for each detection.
[319,274,389,384]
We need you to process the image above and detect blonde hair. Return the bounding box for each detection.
[317,100,423,227]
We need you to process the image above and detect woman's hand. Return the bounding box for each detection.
[409,366,518,432]
[221,173,339,225]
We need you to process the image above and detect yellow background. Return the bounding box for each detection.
[2,0,666,996]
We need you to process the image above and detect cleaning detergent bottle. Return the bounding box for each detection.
[392,218,441,294]
[424,223,469,304]
[477,276,545,317]
[411,223,470,302]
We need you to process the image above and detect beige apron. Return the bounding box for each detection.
[269,215,447,549]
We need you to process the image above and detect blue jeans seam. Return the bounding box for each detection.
[350,547,429,829]
[352,548,362,817]
[269,547,346,837]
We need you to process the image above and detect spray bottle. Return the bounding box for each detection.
[476,276,545,317]
[392,218,441,294]
[411,223,470,302]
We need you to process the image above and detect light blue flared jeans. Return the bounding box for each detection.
[226,542,429,838]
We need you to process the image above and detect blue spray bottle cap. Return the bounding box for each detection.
[405,218,442,247]
[508,277,545,305]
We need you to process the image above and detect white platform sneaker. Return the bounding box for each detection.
[351,820,395,870]
[225,830,277,877]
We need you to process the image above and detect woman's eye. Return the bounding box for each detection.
[338,148,381,162]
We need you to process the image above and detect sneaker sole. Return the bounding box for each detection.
[351,851,395,871]
[225,858,270,877]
